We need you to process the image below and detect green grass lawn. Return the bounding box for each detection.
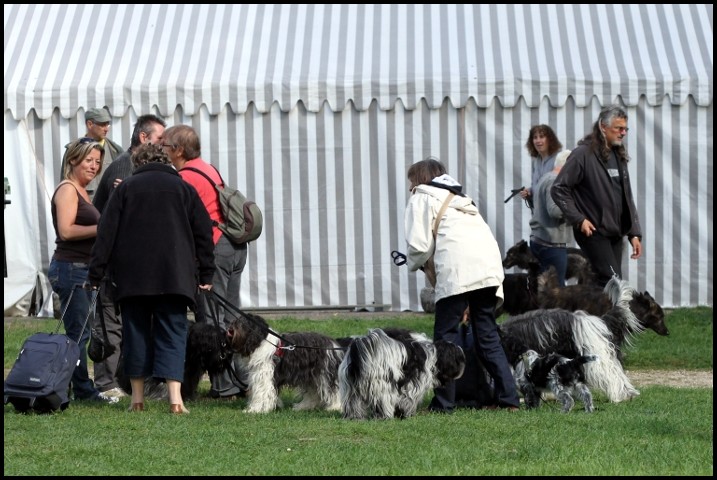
[3,307,713,476]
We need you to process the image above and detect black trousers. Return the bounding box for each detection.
[432,287,520,411]
[573,229,625,287]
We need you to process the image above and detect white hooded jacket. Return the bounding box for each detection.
[404,176,504,306]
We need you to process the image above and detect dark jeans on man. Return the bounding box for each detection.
[573,229,625,287]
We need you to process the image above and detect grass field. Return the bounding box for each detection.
[3,307,713,476]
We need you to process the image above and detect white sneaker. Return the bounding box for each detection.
[101,387,127,399]
[96,392,121,404]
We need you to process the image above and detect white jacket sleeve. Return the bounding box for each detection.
[404,193,435,272]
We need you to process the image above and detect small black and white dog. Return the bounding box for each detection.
[226,310,344,413]
[116,321,237,401]
[513,349,598,413]
[338,327,466,420]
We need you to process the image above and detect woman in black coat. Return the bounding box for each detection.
[89,143,215,414]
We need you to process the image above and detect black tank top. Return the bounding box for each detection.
[51,183,100,262]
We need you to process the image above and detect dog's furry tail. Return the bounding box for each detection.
[574,311,639,402]
[602,277,645,347]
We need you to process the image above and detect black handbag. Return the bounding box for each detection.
[87,288,116,363]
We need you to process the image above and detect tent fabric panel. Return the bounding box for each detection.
[7,97,712,316]
[4,4,713,121]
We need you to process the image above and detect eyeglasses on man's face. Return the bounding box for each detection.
[611,126,629,133]
[161,143,176,149]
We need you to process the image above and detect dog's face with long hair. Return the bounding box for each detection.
[433,340,466,384]
[186,322,234,374]
[226,312,271,357]
[629,291,669,336]
[502,239,530,269]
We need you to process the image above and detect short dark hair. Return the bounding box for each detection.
[130,114,167,148]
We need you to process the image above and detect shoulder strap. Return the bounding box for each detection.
[179,166,225,227]
[179,166,219,188]
[433,193,455,239]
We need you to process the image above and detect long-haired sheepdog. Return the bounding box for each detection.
[226,310,344,413]
[514,349,598,413]
[338,327,466,420]
[500,308,639,403]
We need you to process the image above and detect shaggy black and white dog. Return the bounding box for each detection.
[500,307,639,403]
[513,349,597,413]
[226,310,344,413]
[338,327,466,420]
[116,321,237,401]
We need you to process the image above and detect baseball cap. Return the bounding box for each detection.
[85,108,111,124]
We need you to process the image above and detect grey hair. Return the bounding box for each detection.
[554,150,572,169]
[598,105,628,129]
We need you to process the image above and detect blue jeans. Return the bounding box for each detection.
[120,295,189,382]
[48,259,99,400]
[530,241,568,287]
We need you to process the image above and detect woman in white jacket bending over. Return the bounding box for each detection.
[404,158,520,413]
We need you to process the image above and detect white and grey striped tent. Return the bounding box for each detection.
[4,4,713,315]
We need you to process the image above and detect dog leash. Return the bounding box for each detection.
[197,289,233,363]
[209,290,346,353]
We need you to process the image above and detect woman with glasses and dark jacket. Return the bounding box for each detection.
[551,105,642,287]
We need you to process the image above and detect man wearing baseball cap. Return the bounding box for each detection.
[60,107,124,198]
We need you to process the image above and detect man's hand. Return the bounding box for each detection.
[630,237,642,259]
[580,219,596,237]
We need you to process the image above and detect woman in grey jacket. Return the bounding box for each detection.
[551,105,642,287]
[404,158,520,413]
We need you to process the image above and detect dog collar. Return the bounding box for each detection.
[273,339,284,358]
